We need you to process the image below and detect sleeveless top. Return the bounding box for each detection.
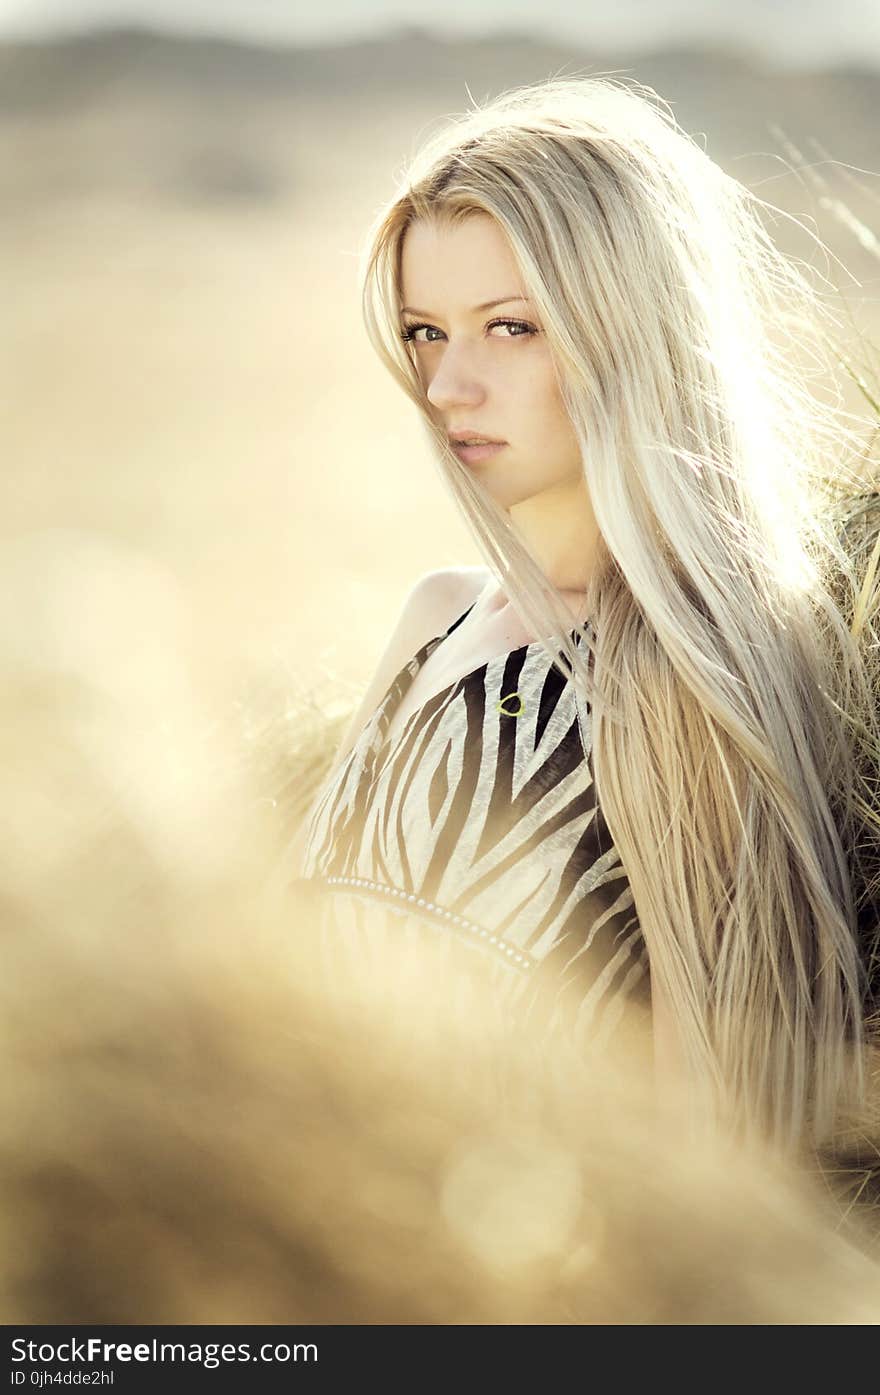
[295,600,651,1053]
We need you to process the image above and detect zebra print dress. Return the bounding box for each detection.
[295,600,651,1052]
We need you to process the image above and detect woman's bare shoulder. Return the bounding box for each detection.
[409,564,491,630]
[312,566,490,792]
[380,565,491,684]
[290,566,491,876]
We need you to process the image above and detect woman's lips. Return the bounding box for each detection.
[450,440,507,465]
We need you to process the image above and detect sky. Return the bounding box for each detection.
[2,0,880,69]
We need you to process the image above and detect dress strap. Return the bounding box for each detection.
[444,599,477,638]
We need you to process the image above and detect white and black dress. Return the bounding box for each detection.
[295,600,651,1050]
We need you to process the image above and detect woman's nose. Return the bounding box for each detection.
[425,345,486,413]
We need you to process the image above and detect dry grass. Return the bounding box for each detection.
[4,48,880,1323]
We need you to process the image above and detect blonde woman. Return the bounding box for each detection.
[295,76,880,1156]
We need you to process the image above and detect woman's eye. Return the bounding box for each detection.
[401,324,443,343]
[488,318,536,337]
[400,318,537,344]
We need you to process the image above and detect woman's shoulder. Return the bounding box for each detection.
[372,564,492,706]
[304,566,491,804]
[408,565,491,632]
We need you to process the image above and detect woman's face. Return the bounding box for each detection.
[399,214,584,510]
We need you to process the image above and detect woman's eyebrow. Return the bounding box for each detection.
[400,296,531,316]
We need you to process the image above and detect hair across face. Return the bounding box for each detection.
[399,214,585,513]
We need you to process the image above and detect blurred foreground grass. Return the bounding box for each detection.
[4,45,880,1322]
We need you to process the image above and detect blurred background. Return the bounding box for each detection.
[3,0,880,1324]
[3,1,880,691]
[1,0,880,892]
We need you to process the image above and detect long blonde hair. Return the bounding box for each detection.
[360,76,880,1152]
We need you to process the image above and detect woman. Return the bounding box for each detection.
[296,76,880,1155]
